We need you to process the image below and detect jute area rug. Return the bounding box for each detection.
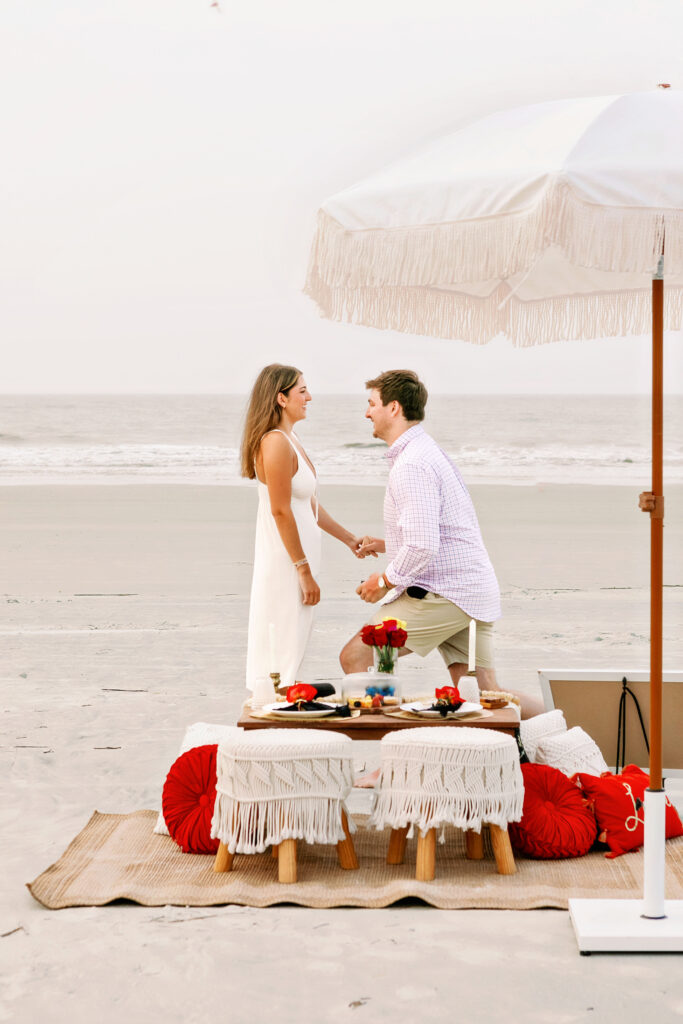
[28,810,683,911]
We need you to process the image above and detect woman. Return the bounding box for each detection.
[241,364,362,691]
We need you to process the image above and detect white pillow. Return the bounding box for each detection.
[154,722,242,835]
[535,726,609,777]
[519,709,567,762]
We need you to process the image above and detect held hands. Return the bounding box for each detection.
[346,535,366,559]
[356,535,385,558]
[344,534,383,559]
[297,564,320,606]
[356,573,386,603]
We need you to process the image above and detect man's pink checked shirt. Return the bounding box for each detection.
[383,425,501,622]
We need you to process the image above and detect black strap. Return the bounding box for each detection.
[515,728,530,764]
[615,675,650,774]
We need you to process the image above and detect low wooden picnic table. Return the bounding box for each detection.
[237,703,519,742]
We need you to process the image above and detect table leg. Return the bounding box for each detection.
[416,828,436,881]
[489,824,516,875]
[387,826,409,865]
[271,844,279,858]
[278,838,297,883]
[214,841,234,873]
[465,829,484,860]
[337,811,359,870]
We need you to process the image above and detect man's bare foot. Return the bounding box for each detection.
[354,768,381,789]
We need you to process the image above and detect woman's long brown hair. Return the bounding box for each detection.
[240,364,302,479]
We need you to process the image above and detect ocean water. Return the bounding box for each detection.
[0,394,681,486]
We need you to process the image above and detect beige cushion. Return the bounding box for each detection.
[535,726,608,777]
[519,709,567,762]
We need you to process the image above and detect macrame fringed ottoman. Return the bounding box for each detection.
[211,729,358,884]
[369,727,524,881]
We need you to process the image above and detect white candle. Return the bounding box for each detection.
[468,619,476,672]
[268,622,277,673]
[251,675,273,709]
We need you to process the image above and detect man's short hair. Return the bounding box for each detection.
[365,370,428,422]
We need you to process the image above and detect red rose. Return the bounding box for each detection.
[389,628,408,648]
[361,624,378,646]
[374,627,388,646]
[382,619,398,631]
[287,683,317,704]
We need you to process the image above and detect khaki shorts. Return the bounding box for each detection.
[372,592,495,669]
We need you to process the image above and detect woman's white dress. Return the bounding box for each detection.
[245,430,321,691]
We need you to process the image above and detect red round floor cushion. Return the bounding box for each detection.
[508,763,598,859]
[162,744,220,854]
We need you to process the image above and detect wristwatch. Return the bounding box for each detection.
[377,573,387,589]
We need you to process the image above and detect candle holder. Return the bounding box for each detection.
[270,672,282,698]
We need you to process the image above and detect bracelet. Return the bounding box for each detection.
[293,557,308,569]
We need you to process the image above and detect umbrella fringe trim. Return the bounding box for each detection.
[307,183,683,289]
[304,272,683,345]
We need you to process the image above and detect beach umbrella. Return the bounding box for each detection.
[305,86,683,951]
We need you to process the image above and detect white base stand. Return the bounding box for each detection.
[569,899,683,953]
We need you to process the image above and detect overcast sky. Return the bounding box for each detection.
[2,0,682,394]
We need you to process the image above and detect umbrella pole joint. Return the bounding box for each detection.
[638,492,664,519]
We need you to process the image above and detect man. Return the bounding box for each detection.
[340,369,541,719]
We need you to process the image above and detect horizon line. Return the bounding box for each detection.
[2,391,682,399]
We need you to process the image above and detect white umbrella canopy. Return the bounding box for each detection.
[305,88,683,345]
[305,86,683,948]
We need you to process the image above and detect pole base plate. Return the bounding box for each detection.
[569,899,683,953]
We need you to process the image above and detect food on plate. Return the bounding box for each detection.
[479,696,507,710]
[479,690,519,709]
[347,695,373,709]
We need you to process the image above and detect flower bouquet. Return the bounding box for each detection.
[360,618,408,675]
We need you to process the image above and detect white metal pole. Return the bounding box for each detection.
[642,790,667,918]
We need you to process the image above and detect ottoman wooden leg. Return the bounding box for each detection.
[278,838,297,883]
[416,828,436,881]
[214,841,234,873]
[465,829,484,860]
[489,824,516,875]
[271,844,279,858]
[387,826,409,865]
[337,811,359,870]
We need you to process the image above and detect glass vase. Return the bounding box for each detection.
[373,644,398,675]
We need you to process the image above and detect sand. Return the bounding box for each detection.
[2,483,683,1022]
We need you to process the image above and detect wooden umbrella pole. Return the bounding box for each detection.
[650,273,664,792]
[638,269,667,920]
